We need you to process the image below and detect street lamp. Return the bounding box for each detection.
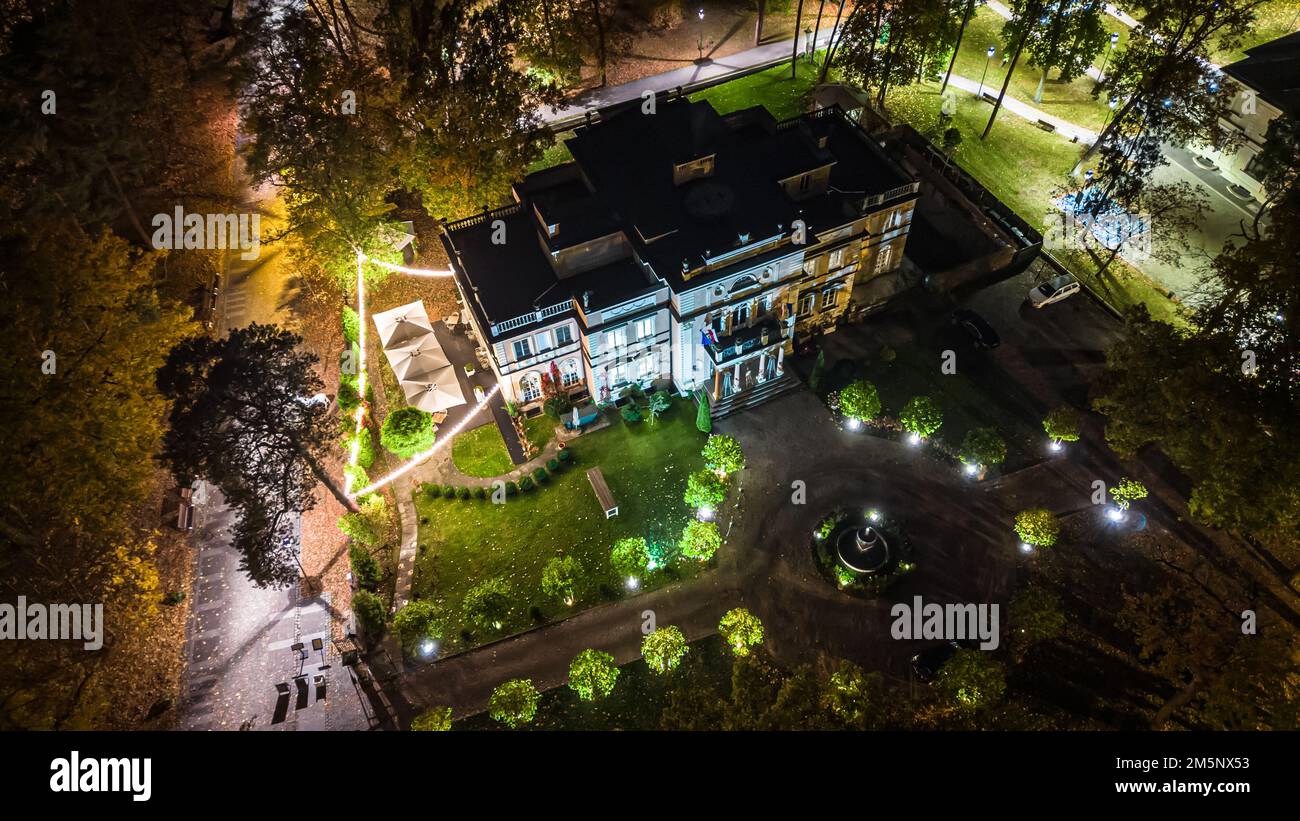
[805,27,814,62]
[1095,31,1120,91]
[977,45,996,99]
[1100,95,1118,131]
[696,8,709,63]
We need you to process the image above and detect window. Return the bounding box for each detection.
[560,359,581,386]
[732,302,750,327]
[636,353,656,379]
[829,247,846,269]
[605,327,627,349]
[802,258,818,276]
[535,330,552,352]
[512,338,532,360]
[875,243,893,273]
[520,372,542,402]
[635,317,655,340]
[555,324,573,346]
[729,275,759,293]
[821,287,839,311]
[760,293,773,314]
[798,292,816,317]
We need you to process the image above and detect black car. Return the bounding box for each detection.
[911,640,961,683]
[951,309,1001,349]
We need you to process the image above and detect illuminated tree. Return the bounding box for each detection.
[958,427,1006,467]
[1043,404,1082,442]
[1008,585,1066,648]
[642,626,689,674]
[718,608,765,656]
[488,679,540,728]
[568,649,619,701]
[541,555,581,606]
[900,395,943,438]
[839,379,881,421]
[611,536,651,577]
[411,706,453,731]
[392,601,447,655]
[1015,508,1060,547]
[935,649,1006,710]
[821,659,888,730]
[684,470,727,511]
[702,434,745,475]
[1110,477,1148,511]
[463,578,512,632]
[679,520,722,562]
[380,407,437,458]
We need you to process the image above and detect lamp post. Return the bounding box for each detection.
[977,45,995,99]
[1100,95,1118,131]
[805,27,814,62]
[1094,31,1120,93]
[696,8,709,63]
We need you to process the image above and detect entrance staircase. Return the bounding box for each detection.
[708,372,802,419]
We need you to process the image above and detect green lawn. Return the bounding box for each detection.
[689,54,827,120]
[523,413,555,451]
[528,129,575,174]
[412,399,708,648]
[456,635,733,730]
[451,422,514,478]
[1209,0,1300,64]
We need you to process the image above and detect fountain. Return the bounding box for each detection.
[837,524,891,574]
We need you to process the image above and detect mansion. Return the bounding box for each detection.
[440,96,919,416]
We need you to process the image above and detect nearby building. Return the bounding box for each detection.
[440,97,918,417]
[1209,31,1300,203]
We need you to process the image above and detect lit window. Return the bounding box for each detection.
[635,317,655,339]
[829,247,846,269]
[520,373,542,402]
[875,243,893,273]
[535,331,552,351]
[606,327,627,349]
[798,292,815,316]
[821,287,839,311]
[560,359,581,386]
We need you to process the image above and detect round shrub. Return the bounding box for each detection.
[506,480,519,496]
[442,485,457,499]
[423,483,440,502]
[533,467,548,483]
[380,406,437,458]
[474,486,488,500]
[520,476,536,491]
[457,487,471,500]
[900,395,943,438]
[840,379,881,421]
[488,679,540,728]
[546,458,560,472]
[558,448,573,463]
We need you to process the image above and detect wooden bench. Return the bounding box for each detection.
[587,467,619,518]
[1035,119,1057,133]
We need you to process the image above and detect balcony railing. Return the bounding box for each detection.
[705,317,786,365]
[491,299,575,335]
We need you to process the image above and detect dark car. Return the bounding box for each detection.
[911,640,961,683]
[951,309,1001,350]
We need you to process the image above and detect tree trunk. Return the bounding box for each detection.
[590,0,608,86]
[942,0,977,93]
[541,0,558,65]
[982,22,1031,140]
[304,448,359,512]
[877,32,897,108]
[818,0,850,84]
[811,0,826,67]
[1071,94,1140,175]
[756,0,766,46]
[1034,66,1047,103]
[792,0,805,78]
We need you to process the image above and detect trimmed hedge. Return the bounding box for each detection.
[442,485,457,499]
[474,486,488,500]
[520,476,536,491]
[457,487,471,500]
[558,448,573,464]
[546,457,560,472]
[533,467,548,483]
[506,481,519,496]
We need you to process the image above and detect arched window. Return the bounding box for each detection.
[729,275,759,294]
[520,372,542,402]
[559,359,581,387]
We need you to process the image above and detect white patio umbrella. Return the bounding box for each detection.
[401,365,467,412]
[372,300,435,349]
[571,406,580,428]
[387,342,451,382]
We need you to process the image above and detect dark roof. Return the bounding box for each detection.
[1221,31,1300,115]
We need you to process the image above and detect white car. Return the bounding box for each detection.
[1028,274,1081,308]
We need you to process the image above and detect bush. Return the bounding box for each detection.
[611,536,651,577]
[410,706,453,731]
[1043,404,1082,442]
[900,396,943,438]
[959,427,1007,467]
[879,345,897,363]
[558,448,573,463]
[353,427,375,469]
[679,520,722,561]
[718,608,764,657]
[341,306,360,345]
[473,486,488,500]
[488,679,540,728]
[568,649,619,701]
[839,379,881,421]
[620,404,642,423]
[530,467,546,484]
[544,395,573,419]
[541,555,581,605]
[1015,508,1060,547]
[546,458,560,472]
[457,487,471,500]
[380,407,437,458]
[506,480,519,496]
[702,434,745,475]
[463,578,512,632]
[338,377,360,414]
[443,485,457,499]
[349,543,382,590]
[520,476,536,491]
[684,470,727,510]
[1110,477,1148,510]
[641,626,689,674]
[351,589,386,638]
[423,483,441,502]
[392,600,446,655]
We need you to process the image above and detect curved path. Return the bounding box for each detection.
[397,388,1019,721]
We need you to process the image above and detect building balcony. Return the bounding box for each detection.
[705,316,788,366]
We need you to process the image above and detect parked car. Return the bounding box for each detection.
[911,640,961,683]
[951,309,1001,349]
[1028,274,1081,308]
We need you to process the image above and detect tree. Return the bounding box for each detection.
[935,648,1007,710]
[679,520,722,562]
[393,601,447,655]
[1014,508,1060,547]
[982,0,1045,139]
[349,543,382,590]
[488,679,540,728]
[411,706,453,731]
[684,470,728,511]
[642,626,689,674]
[380,407,437,458]
[647,390,671,424]
[791,0,806,77]
[568,649,620,701]
[611,536,652,577]
[1017,0,1108,104]
[941,0,981,92]
[157,324,357,586]
[839,379,881,420]
[696,394,713,433]
[807,349,826,393]
[899,395,943,438]
[834,0,960,106]
[959,427,1007,467]
[1008,585,1065,649]
[351,589,387,640]
[718,608,765,656]
[463,578,512,632]
[541,555,581,606]
[1043,404,1082,442]
[821,659,889,729]
[702,433,745,475]
[336,497,390,547]
[1109,477,1148,511]
[516,0,587,84]
[1062,180,1209,278]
